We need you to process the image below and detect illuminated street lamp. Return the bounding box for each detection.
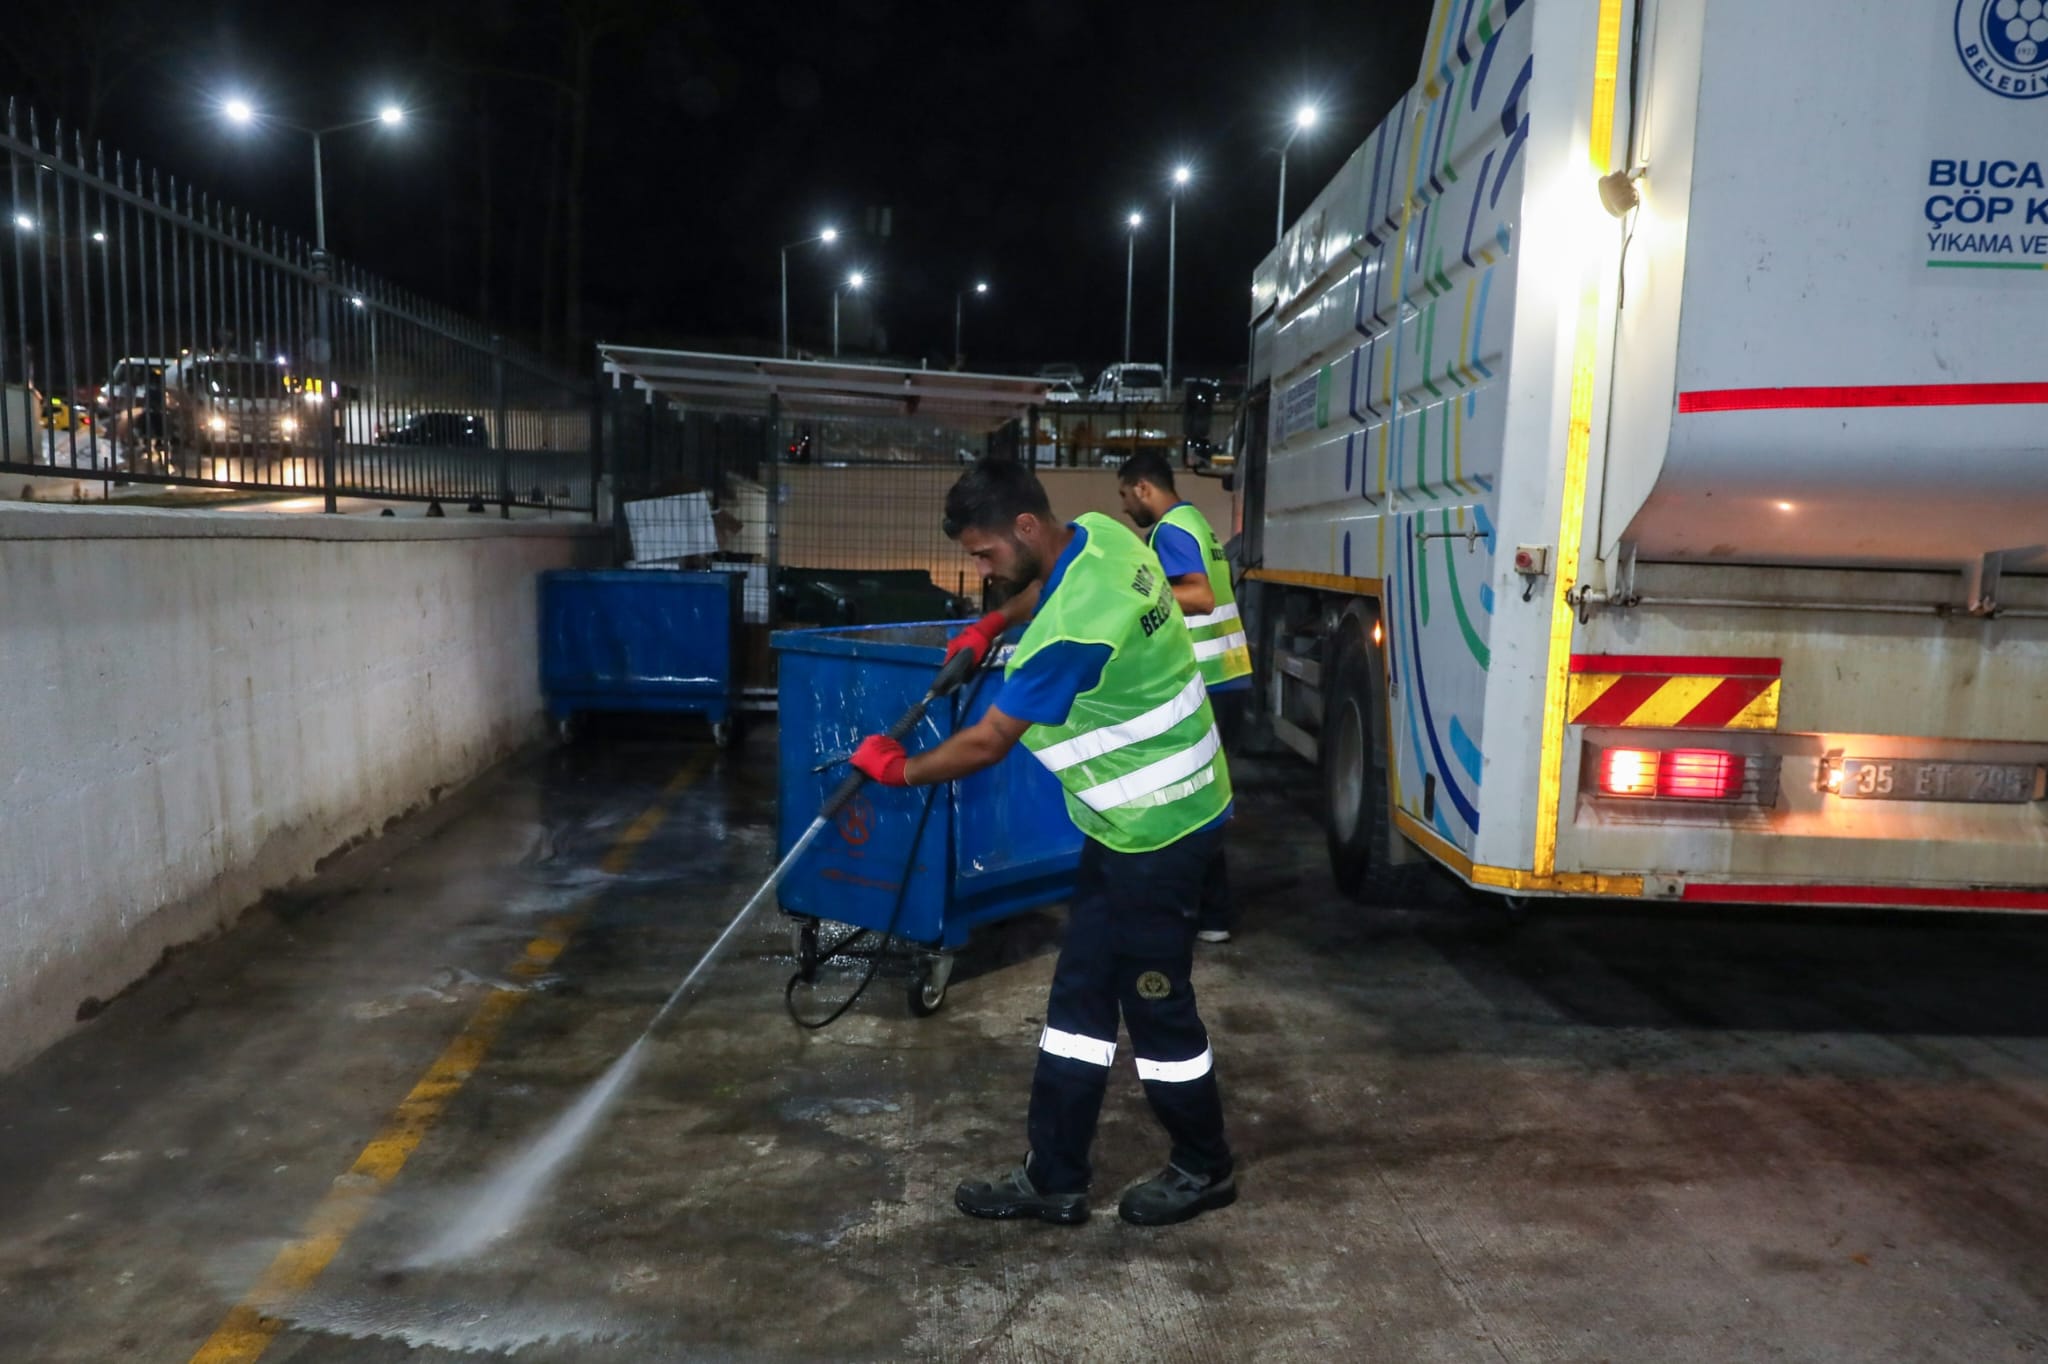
[220,94,405,512]
[1277,102,1320,245]
[780,226,839,359]
[219,95,407,252]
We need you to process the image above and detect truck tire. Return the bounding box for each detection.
[1322,618,1390,902]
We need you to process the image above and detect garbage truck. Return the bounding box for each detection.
[1235,0,2048,911]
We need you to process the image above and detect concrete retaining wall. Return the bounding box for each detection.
[0,505,607,1072]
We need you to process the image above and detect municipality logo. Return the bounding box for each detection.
[1957,0,2048,98]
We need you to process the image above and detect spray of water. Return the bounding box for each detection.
[404,815,834,1266]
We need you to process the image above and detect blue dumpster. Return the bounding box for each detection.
[773,623,1083,1013]
[540,569,742,740]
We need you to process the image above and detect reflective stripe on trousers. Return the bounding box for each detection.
[1135,1045,1214,1084]
[1039,1025,1116,1068]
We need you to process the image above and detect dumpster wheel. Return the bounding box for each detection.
[791,917,821,983]
[908,952,955,1017]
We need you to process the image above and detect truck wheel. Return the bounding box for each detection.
[1322,619,1389,902]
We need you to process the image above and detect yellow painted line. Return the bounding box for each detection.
[1393,809,1646,898]
[1423,0,1457,100]
[1474,864,1646,897]
[1453,392,1465,483]
[1458,277,1477,387]
[1532,298,1602,879]
[1245,568,1385,597]
[1533,1,1629,879]
[1395,808,1475,878]
[1589,0,1628,171]
[189,752,713,1364]
[1621,675,1723,729]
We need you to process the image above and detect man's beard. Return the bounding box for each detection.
[1126,504,1158,530]
[993,539,1044,594]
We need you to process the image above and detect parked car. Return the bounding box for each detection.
[375,412,490,447]
[1091,362,1167,403]
[1044,379,1082,403]
[1035,362,1085,385]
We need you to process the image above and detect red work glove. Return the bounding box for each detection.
[944,610,1009,666]
[851,734,909,786]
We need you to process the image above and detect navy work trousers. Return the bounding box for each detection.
[1026,823,1232,1194]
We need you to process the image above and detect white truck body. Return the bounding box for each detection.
[1243,0,2048,909]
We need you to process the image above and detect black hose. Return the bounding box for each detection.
[782,659,996,1029]
[783,776,943,1029]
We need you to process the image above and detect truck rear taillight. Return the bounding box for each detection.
[1599,748,1659,797]
[1597,746,1747,801]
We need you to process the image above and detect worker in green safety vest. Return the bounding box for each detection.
[1115,450,1251,944]
[850,456,1237,1228]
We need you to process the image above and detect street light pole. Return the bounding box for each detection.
[1123,212,1142,366]
[311,130,327,252]
[780,227,838,359]
[833,271,866,358]
[954,280,988,369]
[1167,166,1190,390]
[1276,103,1320,246]
[223,97,403,510]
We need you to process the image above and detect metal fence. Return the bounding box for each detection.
[0,100,594,513]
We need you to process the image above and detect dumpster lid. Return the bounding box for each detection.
[598,345,1051,426]
[770,621,954,663]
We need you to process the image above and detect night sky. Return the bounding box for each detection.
[3,0,1433,376]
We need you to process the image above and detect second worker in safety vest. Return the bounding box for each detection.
[1114,450,1252,943]
[849,456,1237,1228]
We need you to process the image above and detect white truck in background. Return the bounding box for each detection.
[1236,0,2048,911]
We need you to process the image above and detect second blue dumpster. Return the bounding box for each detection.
[540,569,742,743]
[774,622,1083,1015]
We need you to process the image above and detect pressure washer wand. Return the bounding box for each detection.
[643,644,983,1034]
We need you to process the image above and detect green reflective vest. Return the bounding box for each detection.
[1149,502,1251,688]
[1009,513,1232,853]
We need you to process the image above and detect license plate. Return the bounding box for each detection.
[1836,759,2045,804]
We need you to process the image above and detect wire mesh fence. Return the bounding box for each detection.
[608,388,989,629]
[0,99,594,512]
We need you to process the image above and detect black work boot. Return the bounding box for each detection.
[954,1162,1089,1225]
[1117,1164,1237,1226]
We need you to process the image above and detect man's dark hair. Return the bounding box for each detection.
[943,457,1053,539]
[1117,450,1177,494]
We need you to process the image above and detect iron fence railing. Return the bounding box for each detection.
[0,100,595,514]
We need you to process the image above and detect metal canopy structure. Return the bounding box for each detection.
[599,345,1050,429]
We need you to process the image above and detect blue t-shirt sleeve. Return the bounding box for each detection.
[1151,522,1207,581]
[1000,640,1112,726]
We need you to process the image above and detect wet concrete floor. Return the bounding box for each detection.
[3,730,2047,1361]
